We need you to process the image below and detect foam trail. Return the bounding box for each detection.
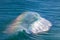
[3,11,52,35]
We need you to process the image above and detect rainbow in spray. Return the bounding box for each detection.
[3,12,52,34]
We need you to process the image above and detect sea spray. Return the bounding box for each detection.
[3,11,52,35]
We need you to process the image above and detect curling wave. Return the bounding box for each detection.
[3,11,52,35]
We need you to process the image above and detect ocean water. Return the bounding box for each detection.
[0,0,60,40]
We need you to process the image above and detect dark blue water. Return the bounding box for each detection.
[0,0,60,40]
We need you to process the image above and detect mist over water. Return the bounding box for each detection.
[0,0,60,40]
[3,12,52,34]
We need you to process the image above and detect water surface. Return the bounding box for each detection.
[0,0,60,40]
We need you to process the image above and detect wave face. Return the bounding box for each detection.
[3,12,52,35]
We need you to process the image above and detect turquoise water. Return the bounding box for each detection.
[0,0,60,40]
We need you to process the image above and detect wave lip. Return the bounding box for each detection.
[3,11,52,34]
